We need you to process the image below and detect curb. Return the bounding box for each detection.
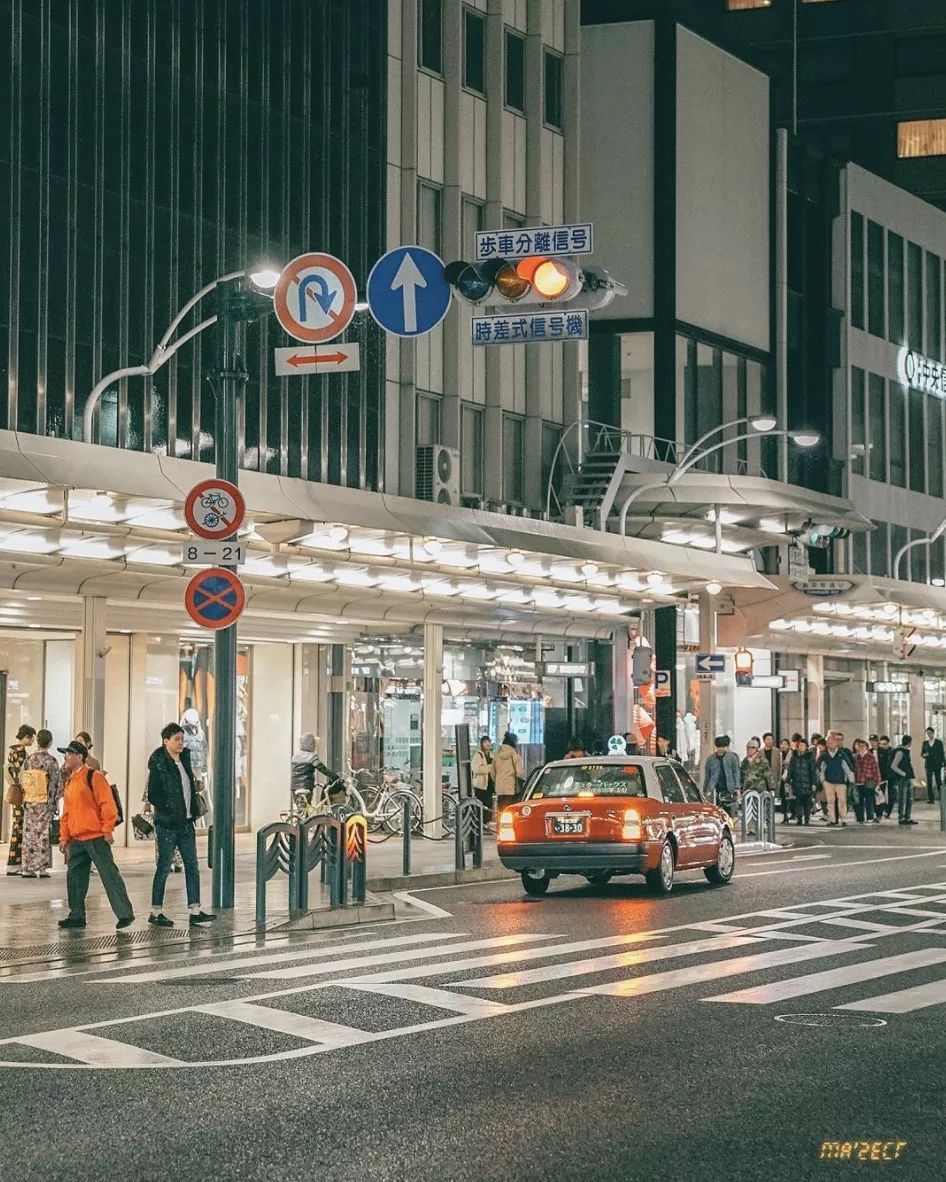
[368,863,513,892]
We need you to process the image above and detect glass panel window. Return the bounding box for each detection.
[889,381,906,488]
[542,422,562,512]
[851,530,868,575]
[927,252,942,360]
[908,242,923,350]
[463,8,485,94]
[869,522,888,578]
[544,51,563,129]
[891,525,909,580]
[461,196,484,246]
[868,373,887,483]
[695,344,721,472]
[461,404,483,497]
[867,220,885,338]
[502,414,524,504]
[888,232,904,345]
[898,119,946,158]
[850,212,864,331]
[418,0,443,73]
[505,30,525,112]
[909,391,925,493]
[850,367,865,476]
[417,182,442,254]
[416,393,441,447]
[896,36,946,78]
[929,397,944,499]
[910,528,928,583]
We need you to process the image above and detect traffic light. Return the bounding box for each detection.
[444,257,624,310]
[798,522,850,549]
[734,647,754,687]
[631,643,653,688]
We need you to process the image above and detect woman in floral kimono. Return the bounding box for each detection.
[20,729,61,877]
[5,724,36,875]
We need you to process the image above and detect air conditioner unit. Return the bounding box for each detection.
[416,445,460,505]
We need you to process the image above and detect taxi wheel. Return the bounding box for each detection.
[583,871,613,887]
[705,832,735,885]
[645,840,675,895]
[521,869,551,896]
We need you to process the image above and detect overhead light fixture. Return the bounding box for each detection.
[328,525,350,544]
[291,563,334,583]
[705,580,722,595]
[580,561,599,577]
[248,266,281,289]
[379,573,420,592]
[421,537,443,556]
[505,550,526,569]
[790,431,820,448]
[646,571,666,588]
[932,578,946,588]
[705,509,742,526]
[750,415,777,432]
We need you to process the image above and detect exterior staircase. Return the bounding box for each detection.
[560,449,626,529]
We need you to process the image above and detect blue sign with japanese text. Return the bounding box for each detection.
[470,309,588,346]
[474,222,594,262]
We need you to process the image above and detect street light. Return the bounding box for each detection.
[617,426,821,535]
[893,515,946,582]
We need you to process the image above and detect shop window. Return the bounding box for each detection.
[907,242,923,352]
[460,403,483,497]
[850,212,864,331]
[889,381,906,488]
[416,392,442,448]
[909,391,925,493]
[898,118,946,158]
[418,0,443,74]
[867,220,885,338]
[503,414,524,504]
[417,182,442,254]
[869,522,888,578]
[726,0,772,8]
[505,30,525,113]
[850,367,865,476]
[544,51,563,129]
[888,232,904,345]
[463,7,485,94]
[927,252,942,360]
[868,373,887,483]
[929,397,944,499]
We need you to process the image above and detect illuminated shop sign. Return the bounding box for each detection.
[897,348,946,396]
[866,681,910,695]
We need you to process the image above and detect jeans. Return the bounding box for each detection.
[151,821,201,909]
[66,837,134,922]
[926,764,942,803]
[897,779,914,823]
[884,780,898,817]
[854,783,876,823]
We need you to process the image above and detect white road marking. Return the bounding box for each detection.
[348,982,512,1017]
[459,933,764,991]
[737,855,831,866]
[839,979,946,1014]
[739,850,946,877]
[16,1028,184,1067]
[705,948,946,1005]
[577,940,865,999]
[195,1000,375,1048]
[392,890,454,919]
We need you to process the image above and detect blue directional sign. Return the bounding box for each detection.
[696,653,726,675]
[367,245,452,338]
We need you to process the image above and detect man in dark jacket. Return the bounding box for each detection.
[147,722,216,927]
[890,736,917,826]
[922,727,944,804]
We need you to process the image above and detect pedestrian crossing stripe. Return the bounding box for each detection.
[8,882,946,1069]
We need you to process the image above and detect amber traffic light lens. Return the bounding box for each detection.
[494,263,531,300]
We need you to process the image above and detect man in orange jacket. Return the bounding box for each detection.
[57,740,134,930]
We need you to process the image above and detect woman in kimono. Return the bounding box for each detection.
[5,724,36,874]
[20,729,61,877]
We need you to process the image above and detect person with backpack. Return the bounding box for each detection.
[19,729,61,877]
[57,739,134,930]
[146,722,216,928]
[889,735,917,826]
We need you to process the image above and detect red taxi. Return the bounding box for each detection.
[496,756,734,896]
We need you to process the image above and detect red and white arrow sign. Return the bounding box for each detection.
[274,343,361,376]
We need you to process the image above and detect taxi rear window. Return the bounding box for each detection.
[529,764,646,798]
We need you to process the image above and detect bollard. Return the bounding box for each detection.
[402,796,412,876]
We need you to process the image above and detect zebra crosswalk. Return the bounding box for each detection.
[6,880,946,1070]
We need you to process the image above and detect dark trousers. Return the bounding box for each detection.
[151,822,201,909]
[853,783,876,823]
[884,780,898,818]
[66,837,134,922]
[474,788,493,819]
[897,780,914,823]
[794,792,812,825]
[926,763,943,803]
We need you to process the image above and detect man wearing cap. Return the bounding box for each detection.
[57,740,134,930]
[702,735,741,815]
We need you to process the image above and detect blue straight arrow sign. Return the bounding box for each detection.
[367,246,452,337]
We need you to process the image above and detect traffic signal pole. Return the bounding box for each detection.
[210,279,245,910]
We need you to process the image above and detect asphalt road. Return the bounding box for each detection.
[2,826,946,1182]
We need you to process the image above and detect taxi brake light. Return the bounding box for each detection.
[498,813,517,841]
[621,808,643,841]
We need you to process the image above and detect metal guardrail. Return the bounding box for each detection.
[740,790,776,844]
[256,810,368,925]
[454,796,486,871]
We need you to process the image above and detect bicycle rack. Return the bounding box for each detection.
[296,814,341,911]
[454,797,486,871]
[740,790,776,844]
[255,822,300,927]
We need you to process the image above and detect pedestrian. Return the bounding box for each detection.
[818,731,854,827]
[57,739,134,930]
[5,724,36,875]
[290,732,321,806]
[471,735,495,824]
[741,737,775,795]
[852,737,881,825]
[656,735,683,762]
[787,738,817,825]
[19,729,61,877]
[702,736,741,815]
[876,735,894,817]
[74,732,101,772]
[146,722,216,927]
[492,731,525,813]
[562,737,586,759]
[761,732,782,784]
[889,735,917,826]
[922,727,944,804]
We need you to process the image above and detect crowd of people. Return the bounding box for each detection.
[701,728,946,827]
[3,721,216,931]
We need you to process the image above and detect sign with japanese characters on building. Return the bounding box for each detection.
[474,222,594,261]
[471,309,588,346]
[897,347,946,396]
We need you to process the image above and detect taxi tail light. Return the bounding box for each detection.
[621,808,643,841]
[498,812,517,842]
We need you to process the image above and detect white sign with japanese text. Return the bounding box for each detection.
[474,222,594,262]
[471,309,588,346]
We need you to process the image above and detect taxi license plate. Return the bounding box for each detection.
[551,816,586,835]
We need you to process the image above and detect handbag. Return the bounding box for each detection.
[193,788,210,819]
[48,817,60,844]
[874,781,887,806]
[131,813,154,840]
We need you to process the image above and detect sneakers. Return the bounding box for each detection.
[116,916,135,929]
[58,916,86,929]
[189,911,218,926]
[149,913,174,928]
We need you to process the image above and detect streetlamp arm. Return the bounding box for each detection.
[893,537,927,582]
[677,417,758,470]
